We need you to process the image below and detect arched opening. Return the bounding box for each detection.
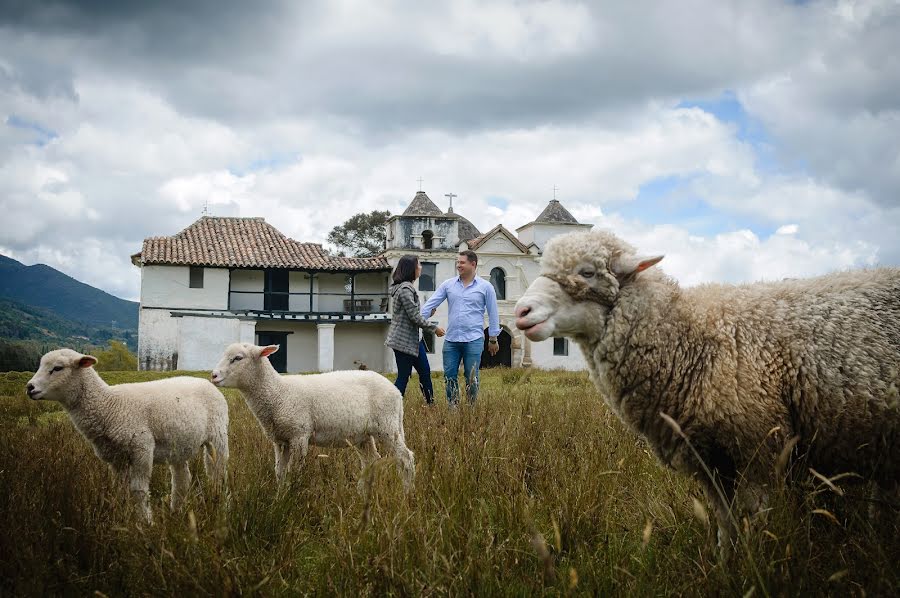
[422,230,434,250]
[489,267,506,300]
[481,327,512,368]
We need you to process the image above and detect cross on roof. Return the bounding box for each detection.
[445,192,457,212]
[553,185,558,200]
[417,177,424,191]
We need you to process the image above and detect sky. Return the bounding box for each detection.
[1,0,899,301]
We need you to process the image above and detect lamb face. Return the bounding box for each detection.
[515,276,609,341]
[211,343,278,387]
[26,349,97,402]
[515,230,662,342]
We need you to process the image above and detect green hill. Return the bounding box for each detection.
[0,255,138,370]
[0,297,135,349]
[0,254,138,330]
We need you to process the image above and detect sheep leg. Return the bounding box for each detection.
[275,437,308,482]
[356,436,381,494]
[203,441,228,489]
[391,437,415,491]
[128,455,154,523]
[698,476,738,556]
[169,462,192,511]
[274,442,289,481]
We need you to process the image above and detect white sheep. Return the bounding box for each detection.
[26,348,229,522]
[515,229,900,548]
[211,343,415,490]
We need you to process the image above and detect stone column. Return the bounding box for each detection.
[522,335,533,367]
[317,323,336,372]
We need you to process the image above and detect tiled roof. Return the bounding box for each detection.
[535,199,579,224]
[133,217,390,271]
[466,225,530,253]
[402,191,444,216]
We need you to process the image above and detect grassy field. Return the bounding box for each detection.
[0,368,896,596]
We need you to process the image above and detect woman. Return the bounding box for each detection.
[385,255,445,404]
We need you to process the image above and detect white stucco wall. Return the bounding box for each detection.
[333,324,389,371]
[138,308,180,370]
[176,316,243,370]
[141,265,229,309]
[516,223,592,252]
[529,336,588,371]
[253,321,388,372]
[255,321,319,372]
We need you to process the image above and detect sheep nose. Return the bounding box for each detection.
[515,304,531,318]
[26,383,34,393]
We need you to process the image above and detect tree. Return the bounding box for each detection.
[326,210,391,257]
[93,340,138,371]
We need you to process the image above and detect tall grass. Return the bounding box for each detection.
[0,369,896,596]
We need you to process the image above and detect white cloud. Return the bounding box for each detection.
[0,0,898,303]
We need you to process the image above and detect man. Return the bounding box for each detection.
[421,250,500,405]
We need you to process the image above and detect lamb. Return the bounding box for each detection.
[25,348,229,522]
[211,343,414,490]
[514,229,900,548]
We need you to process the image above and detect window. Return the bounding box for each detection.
[422,329,435,354]
[189,266,204,289]
[490,267,506,300]
[553,337,568,356]
[419,262,436,291]
[264,269,289,311]
[422,229,433,250]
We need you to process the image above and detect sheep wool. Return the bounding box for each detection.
[212,343,414,489]
[26,349,229,521]
[515,229,900,547]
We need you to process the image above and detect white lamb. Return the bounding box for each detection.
[26,348,229,522]
[211,343,415,490]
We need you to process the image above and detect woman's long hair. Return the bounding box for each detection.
[392,255,419,284]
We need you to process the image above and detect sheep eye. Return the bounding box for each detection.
[231,355,244,363]
[50,366,64,374]
[579,269,596,279]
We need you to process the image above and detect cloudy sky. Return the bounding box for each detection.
[2,0,899,301]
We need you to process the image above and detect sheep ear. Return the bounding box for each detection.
[612,254,664,279]
[78,355,98,368]
[259,345,280,358]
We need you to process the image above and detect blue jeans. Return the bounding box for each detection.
[394,340,434,404]
[442,339,484,405]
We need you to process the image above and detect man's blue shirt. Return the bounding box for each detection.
[421,276,501,343]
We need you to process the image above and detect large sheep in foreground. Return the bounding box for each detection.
[515,230,900,547]
[211,343,414,490]
[26,349,229,522]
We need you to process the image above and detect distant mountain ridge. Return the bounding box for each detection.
[0,254,138,330]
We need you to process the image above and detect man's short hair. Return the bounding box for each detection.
[459,250,478,265]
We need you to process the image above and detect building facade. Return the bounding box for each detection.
[133,193,592,373]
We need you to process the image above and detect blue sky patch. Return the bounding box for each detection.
[609,174,775,238]
[677,90,782,174]
[487,196,509,210]
[7,114,58,146]
[229,152,299,176]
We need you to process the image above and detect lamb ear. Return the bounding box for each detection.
[611,254,664,279]
[78,355,98,368]
[259,344,280,358]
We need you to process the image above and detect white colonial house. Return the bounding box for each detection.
[132,191,592,373]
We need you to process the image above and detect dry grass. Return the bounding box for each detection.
[0,368,896,596]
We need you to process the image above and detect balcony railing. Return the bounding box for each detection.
[229,290,389,315]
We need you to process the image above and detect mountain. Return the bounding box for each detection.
[0,296,135,350]
[0,254,138,330]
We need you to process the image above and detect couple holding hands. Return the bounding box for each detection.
[385,250,501,406]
